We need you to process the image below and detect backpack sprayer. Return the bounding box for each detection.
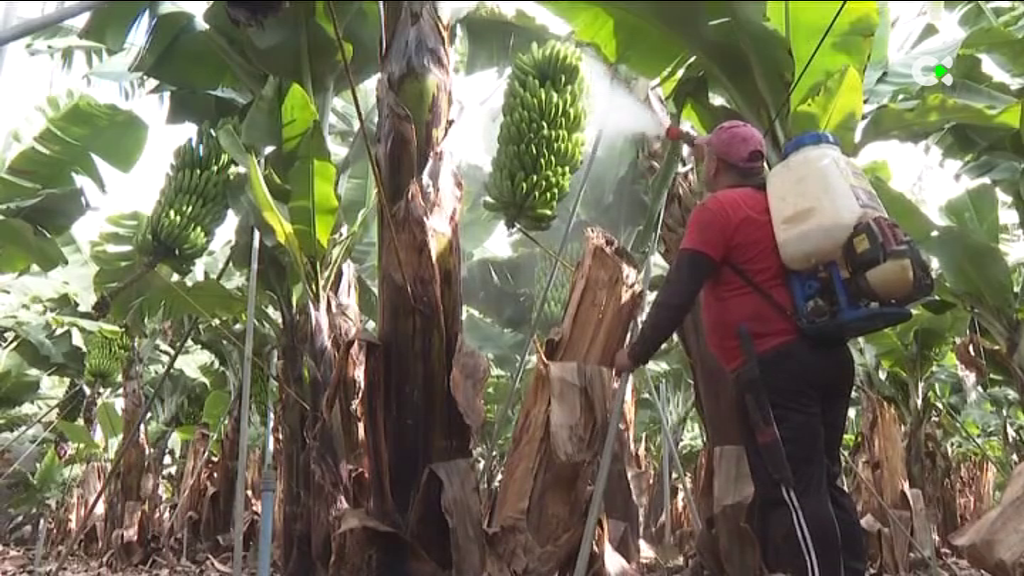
[664,125,934,340]
[767,131,934,339]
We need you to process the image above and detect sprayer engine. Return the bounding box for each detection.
[788,216,934,340]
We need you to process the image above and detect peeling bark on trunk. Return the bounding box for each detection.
[921,426,960,540]
[272,256,368,576]
[201,396,240,546]
[276,306,311,575]
[949,462,1021,576]
[374,0,469,523]
[171,424,210,542]
[645,91,761,575]
[336,335,489,576]
[957,456,995,528]
[489,228,643,576]
[305,264,364,574]
[851,390,911,572]
[852,391,908,523]
[64,462,106,556]
[109,348,150,566]
[145,426,172,537]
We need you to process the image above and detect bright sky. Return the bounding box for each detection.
[0,1,1014,266]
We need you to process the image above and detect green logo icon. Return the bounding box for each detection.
[913,56,954,87]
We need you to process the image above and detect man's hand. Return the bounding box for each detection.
[613,349,635,376]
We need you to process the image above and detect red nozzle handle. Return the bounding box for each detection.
[665,124,697,146]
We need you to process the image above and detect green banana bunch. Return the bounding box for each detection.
[533,243,582,332]
[249,361,271,422]
[57,381,87,423]
[484,40,588,232]
[84,331,132,385]
[136,122,234,273]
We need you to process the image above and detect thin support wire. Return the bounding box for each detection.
[482,121,609,503]
[841,451,946,574]
[572,157,674,576]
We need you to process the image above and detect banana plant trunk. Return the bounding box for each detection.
[372,0,470,522]
[108,343,151,566]
[202,394,240,543]
[646,117,762,575]
[274,303,311,575]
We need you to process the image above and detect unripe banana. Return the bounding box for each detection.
[84,331,132,385]
[485,40,588,232]
[136,123,234,270]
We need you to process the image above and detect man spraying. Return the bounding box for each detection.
[613,120,866,576]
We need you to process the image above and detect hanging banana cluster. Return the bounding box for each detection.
[533,243,581,332]
[57,381,87,423]
[178,388,206,426]
[84,331,132,385]
[136,123,234,273]
[484,40,588,232]
[249,361,272,421]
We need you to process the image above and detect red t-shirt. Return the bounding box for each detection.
[680,186,800,372]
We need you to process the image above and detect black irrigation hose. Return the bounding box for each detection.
[764,1,849,143]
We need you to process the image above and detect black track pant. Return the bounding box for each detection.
[738,338,866,576]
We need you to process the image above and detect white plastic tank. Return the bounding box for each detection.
[767,132,888,271]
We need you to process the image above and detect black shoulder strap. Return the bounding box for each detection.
[723,261,797,322]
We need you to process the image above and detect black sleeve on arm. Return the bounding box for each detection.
[627,248,719,367]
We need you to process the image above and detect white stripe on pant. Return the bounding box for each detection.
[780,485,820,576]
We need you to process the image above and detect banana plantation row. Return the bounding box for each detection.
[1,1,1023,575]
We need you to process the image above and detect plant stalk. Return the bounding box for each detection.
[232,227,261,576]
[0,1,108,50]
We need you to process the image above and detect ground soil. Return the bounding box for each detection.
[1,545,991,575]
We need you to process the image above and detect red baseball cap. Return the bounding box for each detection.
[696,120,766,172]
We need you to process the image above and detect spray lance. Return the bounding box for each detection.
[572,119,702,576]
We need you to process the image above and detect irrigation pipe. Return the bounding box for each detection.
[232,227,261,576]
[49,261,231,576]
[0,1,108,50]
[572,360,635,576]
[256,351,277,576]
[482,121,608,503]
[660,377,672,541]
